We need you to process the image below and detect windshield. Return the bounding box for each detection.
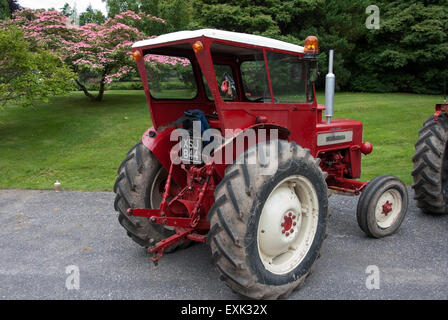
[206,42,313,103]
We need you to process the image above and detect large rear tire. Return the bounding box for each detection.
[114,141,188,251]
[412,114,448,214]
[207,140,329,299]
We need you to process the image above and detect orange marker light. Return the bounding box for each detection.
[192,41,204,53]
[304,36,319,54]
[132,50,142,61]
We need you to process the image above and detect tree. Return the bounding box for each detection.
[0,0,8,20]
[79,5,106,26]
[7,9,166,102]
[7,0,21,15]
[191,0,447,94]
[60,3,73,17]
[151,0,191,32]
[106,0,191,33]
[1,0,21,19]
[351,0,448,94]
[280,0,370,89]
[106,0,140,17]
[0,26,75,108]
[191,0,279,35]
[191,0,370,89]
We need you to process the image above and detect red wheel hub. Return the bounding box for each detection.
[281,212,296,236]
[382,201,392,215]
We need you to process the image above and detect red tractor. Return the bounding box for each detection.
[114,29,408,299]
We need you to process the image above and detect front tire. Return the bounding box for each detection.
[356,175,408,238]
[207,140,329,299]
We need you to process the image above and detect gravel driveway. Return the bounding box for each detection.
[0,188,447,300]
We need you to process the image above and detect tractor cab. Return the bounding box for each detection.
[132,29,318,134]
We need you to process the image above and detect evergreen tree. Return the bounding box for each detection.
[0,0,9,20]
[79,5,106,26]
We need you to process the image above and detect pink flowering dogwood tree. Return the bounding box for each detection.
[7,9,167,101]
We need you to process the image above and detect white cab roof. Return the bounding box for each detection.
[132,29,304,54]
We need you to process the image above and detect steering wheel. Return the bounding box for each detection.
[253,96,280,103]
[221,72,236,98]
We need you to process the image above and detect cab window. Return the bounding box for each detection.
[266,51,314,103]
[240,56,271,102]
[208,42,271,103]
[145,54,197,99]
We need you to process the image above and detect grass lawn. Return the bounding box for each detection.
[0,90,442,191]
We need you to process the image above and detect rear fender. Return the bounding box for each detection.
[141,127,187,186]
[434,103,448,120]
[141,123,290,184]
[213,123,290,179]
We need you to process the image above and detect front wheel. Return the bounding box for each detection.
[207,140,329,299]
[356,175,408,238]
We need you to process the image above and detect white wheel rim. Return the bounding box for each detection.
[375,189,402,229]
[149,167,174,231]
[150,167,167,209]
[257,175,319,275]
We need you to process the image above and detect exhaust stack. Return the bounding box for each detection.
[325,50,335,123]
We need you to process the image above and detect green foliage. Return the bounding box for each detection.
[106,0,192,33]
[60,3,73,17]
[79,5,106,26]
[7,9,163,102]
[0,0,20,19]
[7,0,20,15]
[191,0,279,35]
[156,0,192,32]
[0,27,75,108]
[351,0,448,94]
[0,0,9,20]
[191,0,447,94]
[191,0,370,90]
[106,0,140,17]
[75,80,144,91]
[107,81,143,90]
[146,60,197,98]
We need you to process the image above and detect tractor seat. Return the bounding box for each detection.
[205,113,220,129]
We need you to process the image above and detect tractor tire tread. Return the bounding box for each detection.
[356,175,404,238]
[412,113,448,214]
[208,140,328,299]
[114,141,187,252]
